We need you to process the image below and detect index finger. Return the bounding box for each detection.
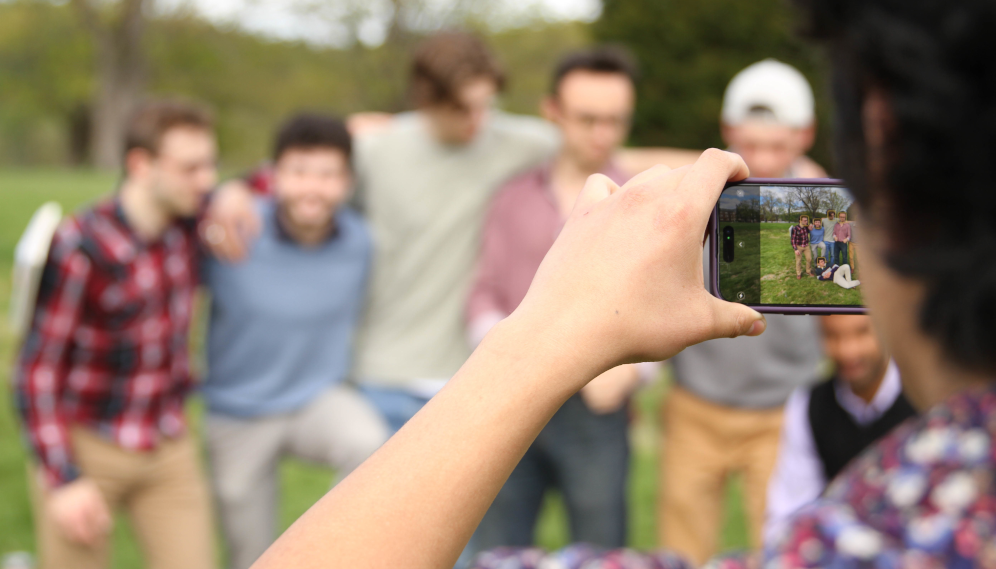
[675,148,749,217]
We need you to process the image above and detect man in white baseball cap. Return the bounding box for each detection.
[720,58,825,179]
[656,59,827,563]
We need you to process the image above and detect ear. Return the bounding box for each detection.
[125,148,152,179]
[541,95,559,123]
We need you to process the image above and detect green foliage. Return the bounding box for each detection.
[593,0,834,170]
[0,2,588,169]
[0,3,92,164]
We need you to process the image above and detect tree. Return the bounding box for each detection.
[790,186,829,219]
[71,0,150,169]
[825,189,849,216]
[593,0,834,170]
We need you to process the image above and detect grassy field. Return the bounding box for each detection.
[718,222,760,304]
[0,169,750,566]
[759,223,863,306]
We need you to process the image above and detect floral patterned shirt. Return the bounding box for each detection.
[473,384,996,569]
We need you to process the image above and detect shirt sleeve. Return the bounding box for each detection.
[14,226,90,488]
[764,387,827,546]
[465,194,512,347]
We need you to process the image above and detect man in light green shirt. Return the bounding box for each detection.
[348,34,559,428]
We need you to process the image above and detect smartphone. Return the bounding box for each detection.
[709,178,865,314]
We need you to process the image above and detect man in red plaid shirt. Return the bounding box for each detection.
[790,214,813,279]
[14,100,217,569]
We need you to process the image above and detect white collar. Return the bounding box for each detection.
[833,359,903,426]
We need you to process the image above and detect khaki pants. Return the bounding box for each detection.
[657,386,783,565]
[207,385,389,569]
[31,428,214,569]
[848,242,858,276]
[794,246,812,276]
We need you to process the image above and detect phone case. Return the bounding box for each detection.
[709,177,866,315]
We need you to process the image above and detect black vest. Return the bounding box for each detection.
[808,377,917,481]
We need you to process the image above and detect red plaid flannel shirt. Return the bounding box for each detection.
[14,198,200,487]
[790,224,810,250]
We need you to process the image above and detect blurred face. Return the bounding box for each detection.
[129,126,218,218]
[423,77,498,145]
[543,70,634,170]
[722,119,814,178]
[818,259,826,269]
[801,216,809,226]
[839,212,847,223]
[820,315,889,393]
[274,147,351,232]
[815,219,822,228]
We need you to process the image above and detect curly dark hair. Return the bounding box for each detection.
[796,0,996,373]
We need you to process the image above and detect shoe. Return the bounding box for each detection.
[797,274,802,280]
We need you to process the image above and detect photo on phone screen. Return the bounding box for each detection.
[713,180,864,313]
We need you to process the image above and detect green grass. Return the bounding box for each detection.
[0,169,750,566]
[718,222,761,304]
[759,223,863,306]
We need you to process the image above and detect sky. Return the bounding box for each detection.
[157,0,602,47]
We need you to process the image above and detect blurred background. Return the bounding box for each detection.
[0,0,831,566]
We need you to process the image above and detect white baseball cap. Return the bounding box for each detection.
[721,59,814,128]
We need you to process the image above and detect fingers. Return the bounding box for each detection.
[676,149,749,216]
[619,163,674,191]
[707,295,766,340]
[571,173,621,216]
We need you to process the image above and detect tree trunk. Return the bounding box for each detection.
[72,0,148,170]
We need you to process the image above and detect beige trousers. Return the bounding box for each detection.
[794,246,813,276]
[31,428,215,569]
[657,386,784,565]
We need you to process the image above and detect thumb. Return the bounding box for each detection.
[707,297,766,339]
[570,173,620,216]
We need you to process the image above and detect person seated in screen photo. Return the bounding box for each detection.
[816,257,860,289]
[790,214,813,279]
[832,210,851,266]
[764,315,916,543]
[807,218,826,271]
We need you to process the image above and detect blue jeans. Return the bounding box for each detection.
[359,383,477,569]
[358,384,431,435]
[474,394,629,551]
[832,241,849,266]
[823,241,835,264]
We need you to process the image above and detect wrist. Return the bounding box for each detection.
[482,311,605,398]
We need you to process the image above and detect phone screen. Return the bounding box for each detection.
[714,181,863,311]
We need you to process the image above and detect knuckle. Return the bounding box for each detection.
[619,184,651,210]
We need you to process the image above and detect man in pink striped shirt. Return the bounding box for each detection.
[466,47,644,552]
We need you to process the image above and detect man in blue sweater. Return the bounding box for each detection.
[201,114,389,569]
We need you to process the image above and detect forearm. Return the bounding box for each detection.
[253,313,595,569]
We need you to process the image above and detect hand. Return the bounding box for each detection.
[581,364,641,414]
[47,478,111,546]
[204,180,261,262]
[510,149,765,383]
[346,112,394,138]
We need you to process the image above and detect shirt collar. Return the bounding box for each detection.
[834,359,903,426]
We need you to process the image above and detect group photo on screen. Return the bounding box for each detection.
[758,186,862,306]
